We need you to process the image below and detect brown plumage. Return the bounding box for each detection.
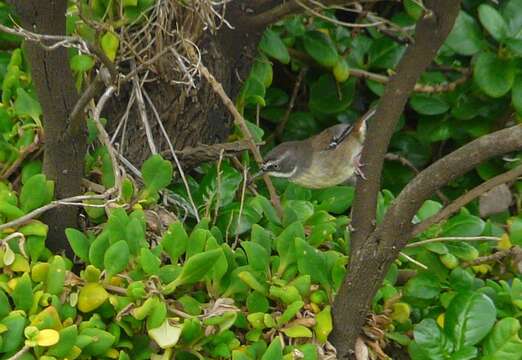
[257,108,375,189]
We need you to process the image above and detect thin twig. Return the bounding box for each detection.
[6,345,30,360]
[132,66,157,154]
[295,0,383,28]
[385,153,448,203]
[412,164,522,237]
[0,193,110,231]
[0,22,89,52]
[91,86,122,195]
[0,136,41,179]
[398,251,427,270]
[233,166,248,248]
[273,67,307,141]
[213,149,225,226]
[142,89,200,222]
[407,236,500,248]
[463,246,522,268]
[67,72,106,136]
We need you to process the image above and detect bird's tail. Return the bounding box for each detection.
[353,107,377,134]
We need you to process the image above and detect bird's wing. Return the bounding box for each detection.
[327,124,353,149]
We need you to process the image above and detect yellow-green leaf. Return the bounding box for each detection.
[78,283,109,313]
[35,329,60,347]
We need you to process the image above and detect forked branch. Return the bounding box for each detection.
[330,0,462,357]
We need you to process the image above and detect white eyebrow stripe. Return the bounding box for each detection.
[268,165,298,178]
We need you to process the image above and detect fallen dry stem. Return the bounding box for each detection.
[199,63,282,215]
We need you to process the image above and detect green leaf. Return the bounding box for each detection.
[81,328,115,356]
[186,228,209,258]
[510,217,522,246]
[445,11,484,55]
[368,37,405,70]
[442,213,485,237]
[161,222,188,263]
[139,247,161,275]
[242,242,269,274]
[250,55,273,88]
[309,75,356,114]
[148,319,182,349]
[502,0,522,37]
[100,31,119,62]
[12,273,33,311]
[417,200,443,221]
[275,221,304,274]
[474,52,515,98]
[47,325,78,358]
[250,224,273,254]
[70,54,95,72]
[446,241,479,262]
[104,240,130,277]
[163,248,223,294]
[261,338,283,360]
[450,347,478,360]
[141,154,173,195]
[313,186,354,214]
[506,37,522,56]
[478,4,509,41]
[47,255,66,295]
[259,29,290,64]
[412,319,453,359]
[303,30,339,67]
[14,88,42,125]
[125,217,145,256]
[445,292,496,349]
[314,305,333,343]
[89,232,110,269]
[281,325,312,338]
[106,207,129,244]
[482,318,522,360]
[410,94,449,115]
[0,312,26,353]
[238,77,266,110]
[19,173,52,213]
[404,272,441,300]
[295,238,329,289]
[281,112,319,141]
[65,228,90,262]
[403,0,423,20]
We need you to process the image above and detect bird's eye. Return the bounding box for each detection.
[273,163,280,169]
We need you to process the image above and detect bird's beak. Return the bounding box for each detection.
[249,165,266,185]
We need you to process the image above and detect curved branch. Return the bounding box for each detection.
[333,123,522,358]
[411,163,522,237]
[331,0,461,357]
[349,0,461,252]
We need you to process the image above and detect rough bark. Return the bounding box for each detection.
[331,1,461,357]
[14,0,86,257]
[113,5,266,166]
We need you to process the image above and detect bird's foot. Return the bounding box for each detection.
[355,166,367,180]
[354,153,367,180]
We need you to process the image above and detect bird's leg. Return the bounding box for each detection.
[353,152,367,180]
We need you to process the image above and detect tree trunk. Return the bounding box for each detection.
[14,0,86,258]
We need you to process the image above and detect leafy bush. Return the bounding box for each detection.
[1,0,522,359]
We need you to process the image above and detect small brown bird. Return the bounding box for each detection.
[254,108,376,189]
